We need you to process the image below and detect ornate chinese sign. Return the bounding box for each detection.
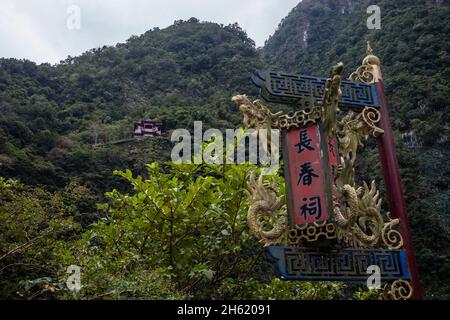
[232,43,421,300]
[285,125,329,225]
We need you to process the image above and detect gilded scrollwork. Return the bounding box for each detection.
[362,107,384,138]
[348,42,380,84]
[383,280,413,300]
[274,106,321,130]
[348,64,376,84]
[382,212,404,250]
[288,221,337,245]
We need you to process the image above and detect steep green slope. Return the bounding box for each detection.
[0,19,262,191]
[263,0,450,299]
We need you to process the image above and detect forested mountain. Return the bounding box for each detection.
[0,19,261,191]
[0,0,448,299]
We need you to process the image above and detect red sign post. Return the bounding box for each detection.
[376,80,423,299]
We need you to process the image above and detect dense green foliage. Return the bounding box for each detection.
[0,0,448,299]
[56,163,347,299]
[263,0,450,298]
[0,163,349,300]
[0,177,83,298]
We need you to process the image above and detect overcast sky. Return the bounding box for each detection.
[0,0,300,65]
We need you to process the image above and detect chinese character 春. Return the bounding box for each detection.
[300,196,322,220]
[297,162,319,186]
[295,130,314,153]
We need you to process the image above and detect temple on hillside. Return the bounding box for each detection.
[132,119,163,137]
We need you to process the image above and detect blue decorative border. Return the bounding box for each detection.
[267,246,410,282]
[252,70,380,110]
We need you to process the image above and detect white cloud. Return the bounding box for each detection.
[0,0,299,64]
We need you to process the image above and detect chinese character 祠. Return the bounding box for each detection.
[300,196,322,220]
[297,162,319,186]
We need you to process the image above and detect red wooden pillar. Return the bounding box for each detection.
[364,52,423,299]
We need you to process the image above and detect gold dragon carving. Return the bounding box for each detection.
[231,95,277,132]
[231,95,280,154]
[232,94,321,133]
[322,62,344,137]
[326,62,403,249]
[246,173,287,247]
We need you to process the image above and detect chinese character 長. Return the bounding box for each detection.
[295,129,314,153]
